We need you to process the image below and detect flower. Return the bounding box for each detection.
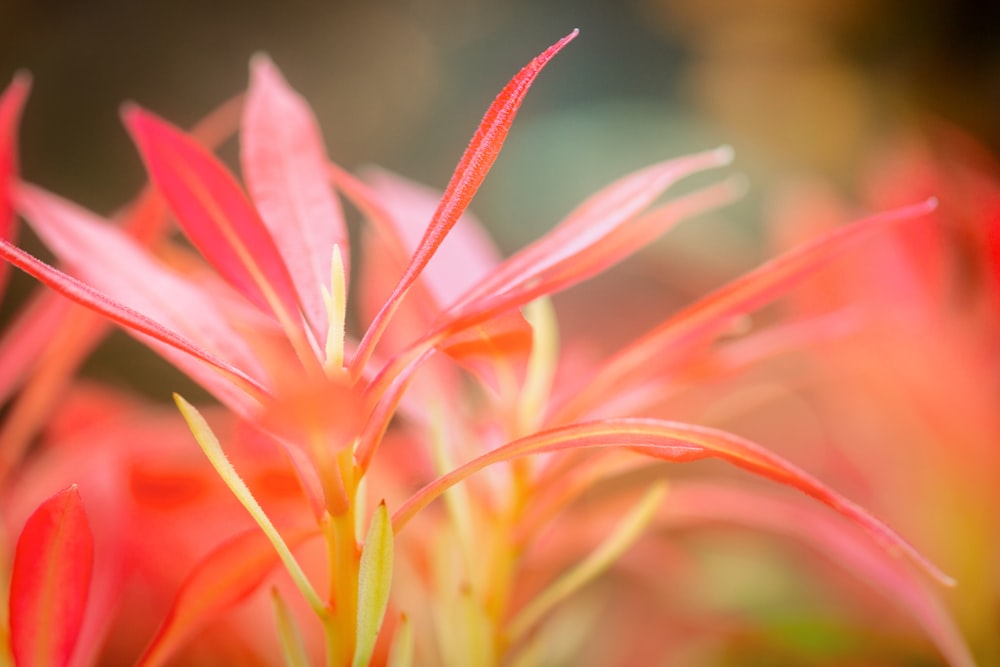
[0,32,975,666]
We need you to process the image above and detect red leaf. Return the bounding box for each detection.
[242,56,348,346]
[9,486,94,667]
[13,183,273,411]
[432,158,741,345]
[558,198,938,421]
[137,525,319,667]
[393,417,953,587]
[350,29,579,378]
[453,148,735,313]
[360,166,501,310]
[0,238,269,403]
[123,106,305,338]
[0,71,31,296]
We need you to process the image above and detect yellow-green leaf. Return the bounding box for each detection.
[353,501,394,667]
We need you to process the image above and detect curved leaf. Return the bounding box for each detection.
[557,198,938,421]
[9,486,94,667]
[350,29,579,378]
[452,148,736,312]
[137,525,320,667]
[14,183,272,408]
[392,417,953,588]
[360,166,500,310]
[0,238,269,403]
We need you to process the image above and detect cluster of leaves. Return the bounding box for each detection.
[0,32,979,666]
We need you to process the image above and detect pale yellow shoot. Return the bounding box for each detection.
[386,613,413,667]
[271,587,310,667]
[353,474,369,544]
[506,483,668,641]
[353,501,394,667]
[516,296,559,435]
[323,244,348,373]
[428,402,474,571]
[173,394,325,616]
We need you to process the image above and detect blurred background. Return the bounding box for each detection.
[2,0,999,372]
[2,1,999,665]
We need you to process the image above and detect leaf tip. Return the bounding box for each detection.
[119,101,146,131]
[7,69,32,96]
[248,51,277,80]
[714,144,735,165]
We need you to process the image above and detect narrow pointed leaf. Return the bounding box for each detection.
[243,56,348,345]
[0,94,244,408]
[387,614,414,667]
[436,175,743,342]
[360,166,500,309]
[0,71,31,296]
[453,147,735,310]
[393,417,953,587]
[507,483,668,641]
[173,394,326,615]
[123,106,304,333]
[15,184,272,401]
[137,526,320,667]
[9,486,94,667]
[354,501,394,667]
[351,29,578,377]
[561,199,938,420]
[271,587,311,667]
[0,238,269,401]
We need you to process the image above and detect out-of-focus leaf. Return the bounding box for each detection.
[0,238,269,403]
[243,56,348,347]
[0,71,30,297]
[662,482,976,667]
[14,183,272,410]
[137,525,319,667]
[452,149,736,314]
[559,198,938,421]
[9,486,94,667]
[393,417,953,588]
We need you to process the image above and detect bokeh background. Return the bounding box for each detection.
[2,0,998,385]
[2,1,999,665]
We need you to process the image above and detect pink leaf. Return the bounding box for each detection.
[14,183,273,410]
[558,198,938,421]
[453,148,735,312]
[0,238,269,403]
[137,525,319,667]
[0,94,244,407]
[242,56,348,346]
[123,106,305,338]
[434,162,742,341]
[360,166,501,309]
[0,292,72,405]
[0,71,31,296]
[350,29,579,378]
[393,417,953,588]
[9,485,94,667]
